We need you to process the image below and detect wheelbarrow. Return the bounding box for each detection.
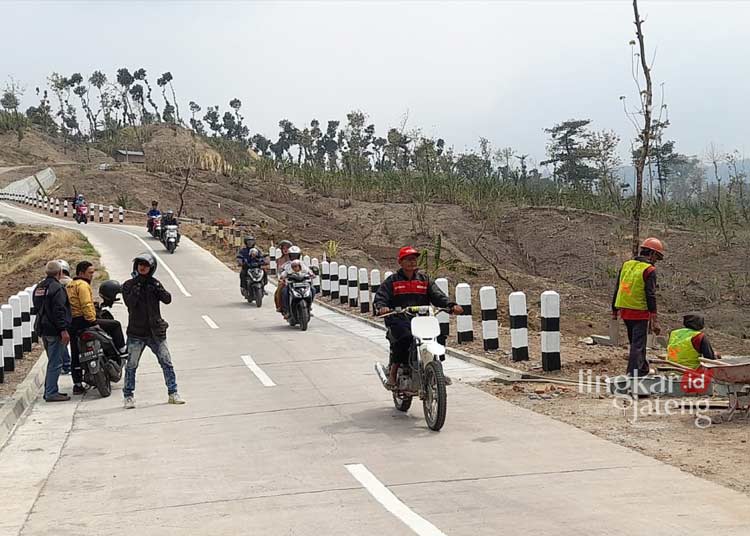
[701,357,750,424]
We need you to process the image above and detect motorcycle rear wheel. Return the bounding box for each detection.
[92,368,112,398]
[423,360,447,431]
[393,392,413,412]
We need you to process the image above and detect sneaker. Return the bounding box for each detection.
[123,396,135,409]
[168,393,186,405]
[44,393,70,402]
[72,384,88,395]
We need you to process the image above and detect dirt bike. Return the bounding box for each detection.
[75,204,88,224]
[242,266,265,307]
[374,306,450,431]
[77,299,126,398]
[285,272,314,331]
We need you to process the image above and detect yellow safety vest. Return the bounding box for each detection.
[614,260,650,311]
[667,328,702,369]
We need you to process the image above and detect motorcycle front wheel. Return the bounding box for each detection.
[423,360,447,431]
[254,287,263,308]
[298,302,309,331]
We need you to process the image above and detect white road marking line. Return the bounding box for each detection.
[241,355,276,387]
[201,315,219,329]
[345,464,448,536]
[0,202,192,298]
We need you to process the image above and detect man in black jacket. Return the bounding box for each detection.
[373,246,463,388]
[33,261,72,402]
[121,253,185,409]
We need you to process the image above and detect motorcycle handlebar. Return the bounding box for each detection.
[376,305,451,317]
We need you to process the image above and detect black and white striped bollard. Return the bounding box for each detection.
[370,269,381,298]
[63,200,68,218]
[321,260,330,297]
[480,286,499,351]
[98,205,104,223]
[541,290,561,372]
[55,198,60,215]
[509,291,529,361]
[26,287,37,344]
[303,255,311,268]
[1,304,12,372]
[269,247,277,276]
[435,278,449,345]
[359,268,370,313]
[338,265,348,305]
[330,261,339,301]
[348,266,358,308]
[19,292,32,352]
[119,206,124,223]
[109,205,114,223]
[456,283,473,343]
[9,295,22,359]
[311,258,321,294]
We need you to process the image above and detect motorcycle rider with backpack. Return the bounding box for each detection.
[237,236,267,292]
[374,246,463,389]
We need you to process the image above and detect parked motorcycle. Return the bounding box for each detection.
[242,267,265,307]
[77,285,126,398]
[285,272,314,331]
[75,203,89,224]
[162,224,179,253]
[374,306,450,431]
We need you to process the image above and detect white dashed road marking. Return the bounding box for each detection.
[241,355,276,387]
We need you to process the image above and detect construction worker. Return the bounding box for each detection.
[612,237,664,377]
[667,313,720,369]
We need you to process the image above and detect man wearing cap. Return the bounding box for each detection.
[374,246,463,388]
[612,237,665,377]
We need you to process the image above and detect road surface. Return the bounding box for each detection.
[0,201,748,536]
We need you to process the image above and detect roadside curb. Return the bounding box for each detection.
[312,297,526,381]
[0,353,46,449]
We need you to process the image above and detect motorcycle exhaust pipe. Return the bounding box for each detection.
[374,362,390,390]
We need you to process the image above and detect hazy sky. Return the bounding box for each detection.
[4,0,749,165]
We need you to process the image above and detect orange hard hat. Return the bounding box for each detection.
[398,246,420,262]
[640,237,665,256]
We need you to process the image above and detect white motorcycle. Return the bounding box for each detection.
[375,306,450,431]
[163,224,179,254]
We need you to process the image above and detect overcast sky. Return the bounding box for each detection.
[4,0,749,165]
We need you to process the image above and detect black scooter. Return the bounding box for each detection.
[77,297,125,398]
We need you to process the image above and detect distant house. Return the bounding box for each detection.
[113,150,145,164]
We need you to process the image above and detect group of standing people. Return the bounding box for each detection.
[33,253,185,408]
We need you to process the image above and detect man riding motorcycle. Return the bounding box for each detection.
[279,259,316,318]
[373,246,463,389]
[161,209,180,244]
[275,246,313,315]
[237,236,268,292]
[273,240,294,312]
[146,201,161,234]
[73,194,85,209]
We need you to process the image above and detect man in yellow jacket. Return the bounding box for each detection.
[67,261,126,394]
[612,237,664,377]
[667,313,720,369]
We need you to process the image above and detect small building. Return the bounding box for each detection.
[113,150,145,164]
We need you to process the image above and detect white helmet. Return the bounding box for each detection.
[288,245,302,261]
[56,259,71,276]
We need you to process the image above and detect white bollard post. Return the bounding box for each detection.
[9,296,22,360]
[19,292,32,353]
[90,203,96,221]
[27,286,38,343]
[456,283,473,343]
[541,290,561,372]
[98,205,103,223]
[119,206,124,223]
[338,265,348,305]
[64,200,68,218]
[43,197,48,211]
[435,278,450,344]
[269,246,277,275]
[509,291,529,361]
[348,266,358,308]
[384,271,393,281]
[329,262,339,300]
[1,305,13,372]
[321,260,330,297]
[303,254,311,268]
[480,286,499,351]
[311,258,321,294]
[359,268,370,313]
[55,198,60,215]
[109,205,114,223]
[370,269,381,298]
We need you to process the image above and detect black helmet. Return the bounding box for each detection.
[132,252,157,276]
[99,279,122,301]
[244,235,256,248]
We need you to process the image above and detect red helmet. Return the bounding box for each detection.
[640,237,665,256]
[398,246,420,262]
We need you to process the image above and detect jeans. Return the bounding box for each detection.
[42,335,66,399]
[123,336,178,398]
[625,319,650,376]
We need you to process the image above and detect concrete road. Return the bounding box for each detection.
[0,201,749,536]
